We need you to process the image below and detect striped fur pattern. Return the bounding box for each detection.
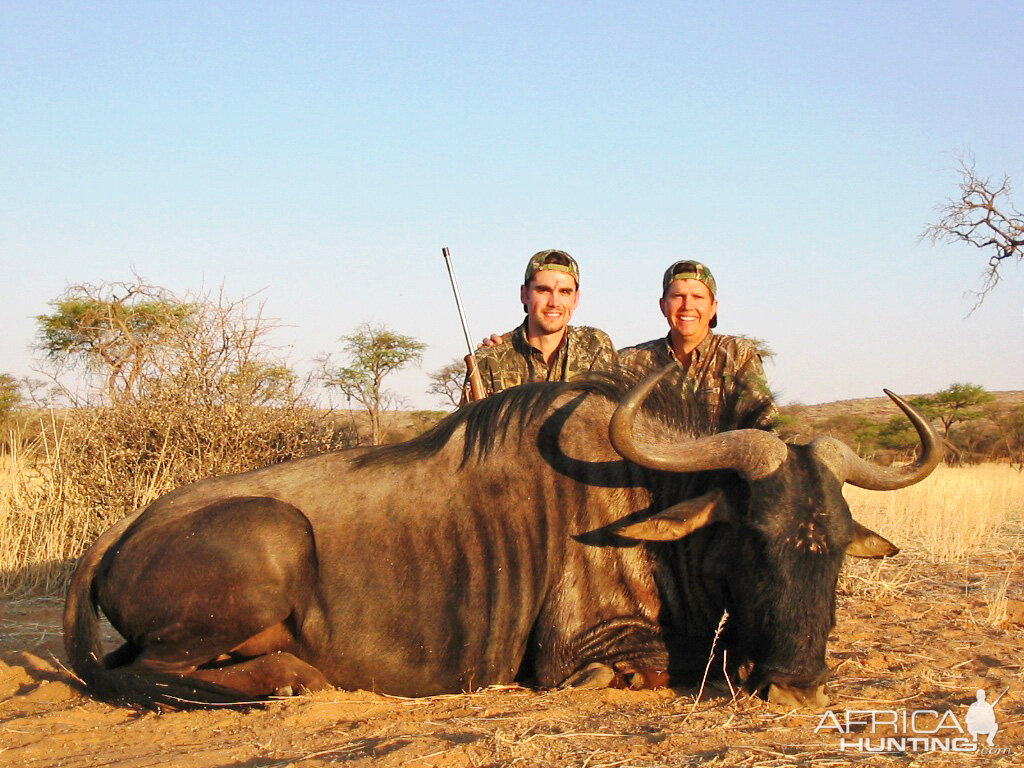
[64,372,852,708]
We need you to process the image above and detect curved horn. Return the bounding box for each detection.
[608,363,788,481]
[814,389,943,490]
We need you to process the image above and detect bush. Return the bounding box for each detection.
[0,286,355,596]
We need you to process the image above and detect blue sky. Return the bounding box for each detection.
[2,1,1022,409]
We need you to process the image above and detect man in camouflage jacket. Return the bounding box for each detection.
[461,250,617,403]
[618,260,778,434]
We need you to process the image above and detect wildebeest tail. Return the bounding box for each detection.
[62,509,258,710]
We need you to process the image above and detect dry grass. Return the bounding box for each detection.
[1,422,81,596]
[844,463,1024,562]
[2,284,365,596]
[841,463,1024,626]
[0,403,351,597]
[0,407,444,597]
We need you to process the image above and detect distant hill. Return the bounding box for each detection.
[780,390,1024,435]
[777,390,1024,464]
[380,391,1024,457]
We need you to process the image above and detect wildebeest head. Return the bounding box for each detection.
[607,364,941,708]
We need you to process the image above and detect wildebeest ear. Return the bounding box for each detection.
[846,519,899,558]
[614,489,731,541]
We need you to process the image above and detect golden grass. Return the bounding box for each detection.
[841,463,1023,626]
[843,463,1024,563]
[1,400,351,597]
[0,424,99,596]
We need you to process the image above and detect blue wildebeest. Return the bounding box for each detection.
[63,365,940,708]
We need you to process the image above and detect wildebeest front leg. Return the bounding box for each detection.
[190,652,331,697]
[562,662,618,689]
[562,661,670,690]
[551,618,671,691]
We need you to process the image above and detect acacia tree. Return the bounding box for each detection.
[924,157,1023,304]
[911,383,994,438]
[18,283,350,576]
[742,336,775,361]
[0,373,21,422]
[997,407,1024,470]
[320,323,426,445]
[427,358,467,409]
[33,278,309,413]
[35,280,193,403]
[949,419,998,465]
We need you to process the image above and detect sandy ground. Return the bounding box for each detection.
[2,550,1022,767]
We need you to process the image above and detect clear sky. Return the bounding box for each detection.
[3,1,1022,410]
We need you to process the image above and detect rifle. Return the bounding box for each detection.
[441,247,487,402]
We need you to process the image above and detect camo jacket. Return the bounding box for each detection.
[461,322,618,403]
[617,332,779,434]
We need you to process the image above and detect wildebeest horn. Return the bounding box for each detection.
[609,363,788,481]
[811,389,942,490]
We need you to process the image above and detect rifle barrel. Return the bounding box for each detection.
[442,247,475,356]
[442,247,487,402]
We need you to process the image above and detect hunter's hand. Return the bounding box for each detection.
[478,333,505,349]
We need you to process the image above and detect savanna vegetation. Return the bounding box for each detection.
[0,279,430,596]
[2,276,1022,603]
[1,279,1022,767]
[778,386,1024,469]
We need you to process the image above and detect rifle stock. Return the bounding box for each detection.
[464,353,487,403]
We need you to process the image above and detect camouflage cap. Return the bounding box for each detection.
[662,260,718,328]
[525,249,580,286]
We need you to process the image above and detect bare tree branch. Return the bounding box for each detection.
[923,154,1024,307]
[426,358,468,409]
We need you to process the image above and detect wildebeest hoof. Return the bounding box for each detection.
[272,685,294,697]
[625,667,670,689]
[767,682,829,710]
[563,662,617,689]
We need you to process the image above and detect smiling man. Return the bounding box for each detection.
[618,260,778,433]
[461,250,617,402]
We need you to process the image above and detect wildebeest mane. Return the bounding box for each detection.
[351,369,696,470]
